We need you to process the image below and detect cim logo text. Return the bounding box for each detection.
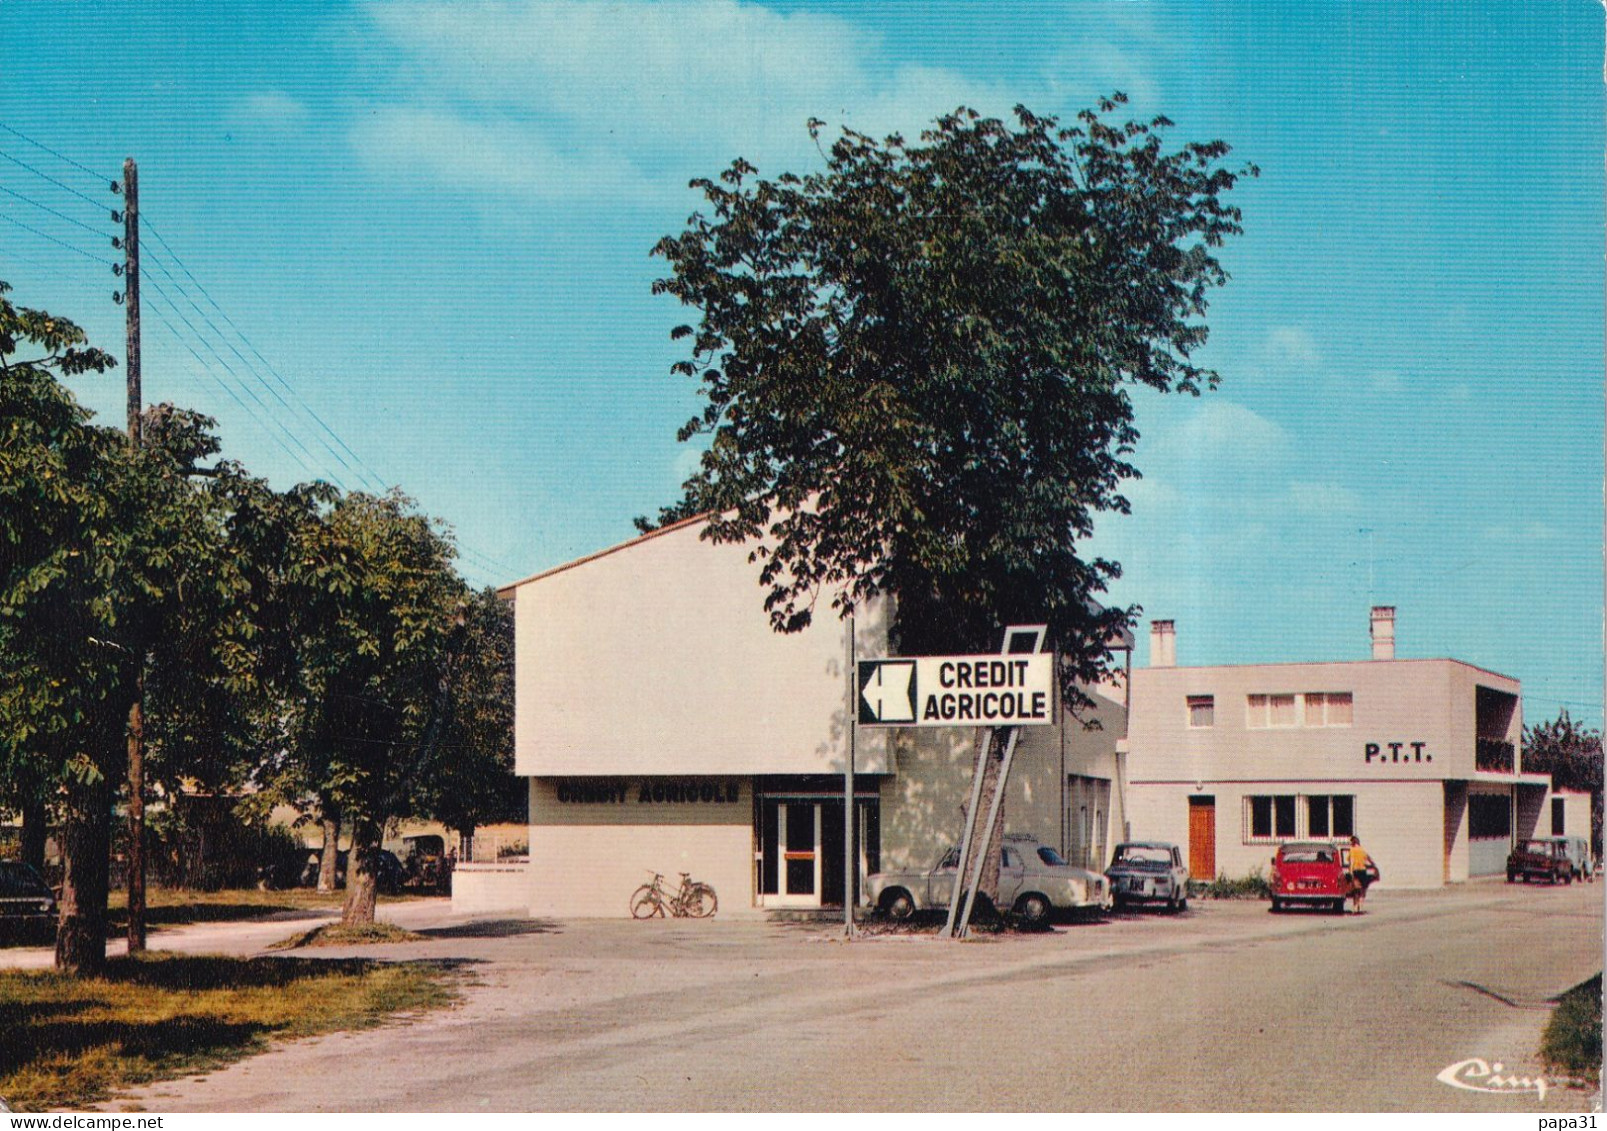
[1435,1057,1549,1101]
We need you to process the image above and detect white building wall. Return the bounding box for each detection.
[878,688,1127,873]
[526,778,760,919]
[1130,780,1449,888]
[505,517,889,778]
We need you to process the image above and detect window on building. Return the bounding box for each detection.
[1307,794,1356,838]
[1187,695,1215,728]
[1247,694,1299,728]
[1468,794,1512,840]
[1246,795,1298,841]
[1305,692,1354,727]
[1331,795,1354,837]
[1552,797,1566,836]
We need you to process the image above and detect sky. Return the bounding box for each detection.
[1,0,1601,728]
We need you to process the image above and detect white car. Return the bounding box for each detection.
[867,833,1112,925]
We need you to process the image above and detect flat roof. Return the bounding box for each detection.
[1135,656,1519,685]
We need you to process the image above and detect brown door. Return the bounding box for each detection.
[1188,796,1216,880]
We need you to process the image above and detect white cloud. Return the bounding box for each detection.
[231,91,310,133]
[351,105,664,203]
[1164,399,1292,467]
[353,0,1020,202]
[1261,326,1321,371]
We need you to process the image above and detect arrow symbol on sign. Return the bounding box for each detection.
[861,661,916,722]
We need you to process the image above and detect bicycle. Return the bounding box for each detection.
[630,871,718,918]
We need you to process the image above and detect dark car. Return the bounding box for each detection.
[1269,841,1349,913]
[1507,838,1572,884]
[0,861,59,942]
[1106,841,1189,912]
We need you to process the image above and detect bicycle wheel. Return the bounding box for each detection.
[629,885,663,918]
[687,883,718,918]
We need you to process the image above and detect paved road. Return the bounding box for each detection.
[18,879,1599,1112]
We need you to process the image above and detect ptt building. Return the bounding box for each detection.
[1123,609,1585,888]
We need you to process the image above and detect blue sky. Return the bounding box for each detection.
[2,0,1601,727]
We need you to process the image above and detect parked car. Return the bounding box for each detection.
[1508,838,1573,884]
[1268,841,1350,913]
[867,833,1111,925]
[1105,841,1190,912]
[1547,836,1594,882]
[0,861,58,942]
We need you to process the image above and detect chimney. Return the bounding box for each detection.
[1150,620,1176,668]
[1370,606,1396,660]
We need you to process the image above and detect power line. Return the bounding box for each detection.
[143,276,324,481]
[0,209,118,267]
[0,121,113,183]
[0,183,117,240]
[0,148,112,213]
[142,243,354,486]
[142,216,389,494]
[145,301,298,463]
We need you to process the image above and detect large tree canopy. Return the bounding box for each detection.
[646,99,1254,688]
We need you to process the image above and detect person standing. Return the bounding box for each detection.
[1346,835,1372,913]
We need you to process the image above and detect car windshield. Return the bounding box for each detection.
[1037,847,1067,866]
[0,863,48,897]
[1280,847,1334,863]
[1521,840,1553,855]
[1114,846,1171,866]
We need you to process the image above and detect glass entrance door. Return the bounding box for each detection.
[761,800,819,907]
[757,793,880,909]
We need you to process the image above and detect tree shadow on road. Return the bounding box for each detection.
[415,918,562,939]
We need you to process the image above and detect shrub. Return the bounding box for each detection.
[1198,867,1272,900]
[1541,973,1602,1081]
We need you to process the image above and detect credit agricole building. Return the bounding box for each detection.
[481,520,1585,917]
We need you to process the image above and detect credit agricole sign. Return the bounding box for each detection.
[555,778,741,805]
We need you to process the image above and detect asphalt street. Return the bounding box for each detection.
[8,878,1598,1112]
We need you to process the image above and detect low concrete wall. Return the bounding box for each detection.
[451,862,531,915]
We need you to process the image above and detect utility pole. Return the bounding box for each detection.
[121,156,146,955]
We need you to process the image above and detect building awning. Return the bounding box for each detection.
[1467,772,1552,788]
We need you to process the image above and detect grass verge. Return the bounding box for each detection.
[0,952,462,1111]
[270,922,425,949]
[1541,973,1602,1083]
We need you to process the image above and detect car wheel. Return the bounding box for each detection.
[1177,895,1188,912]
[1269,898,1283,913]
[881,889,916,922]
[1332,899,1346,913]
[1013,893,1051,927]
[1506,868,1516,883]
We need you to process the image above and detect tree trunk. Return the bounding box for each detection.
[20,796,48,872]
[318,810,340,892]
[55,770,112,975]
[341,822,379,925]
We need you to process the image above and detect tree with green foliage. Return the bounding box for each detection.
[0,281,262,971]
[646,99,1254,906]
[265,489,467,924]
[0,281,127,972]
[1523,709,1604,855]
[414,585,520,848]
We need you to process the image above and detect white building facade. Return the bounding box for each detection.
[1123,610,1575,889]
[498,517,1129,918]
